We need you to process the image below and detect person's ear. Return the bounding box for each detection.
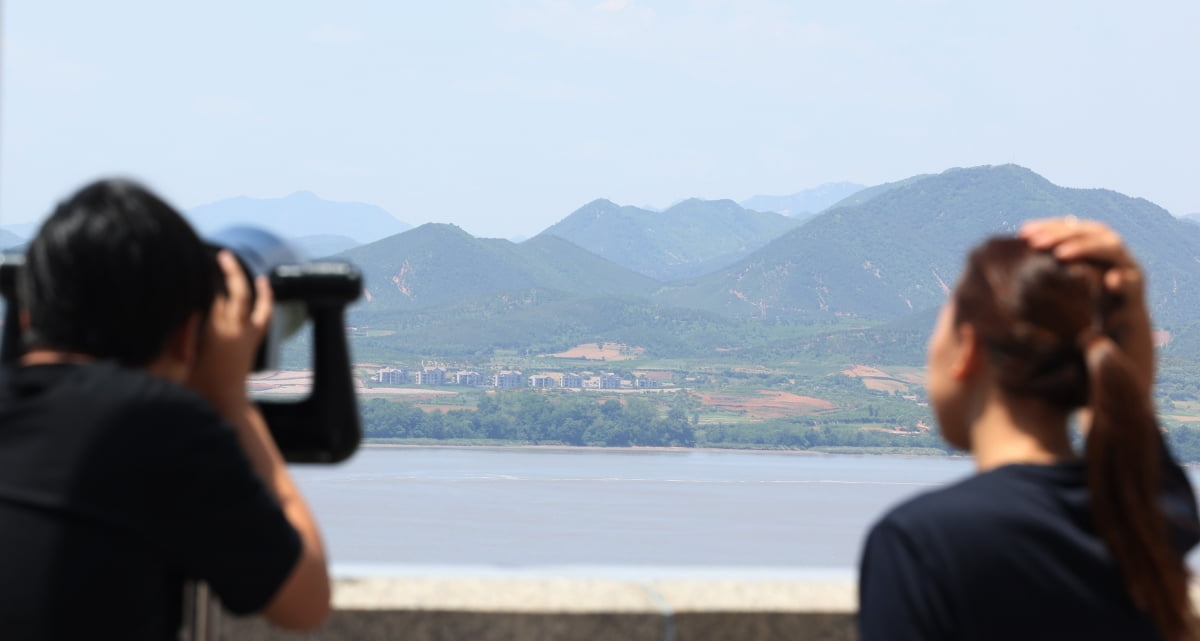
[146,313,203,383]
[952,322,984,381]
[166,313,202,371]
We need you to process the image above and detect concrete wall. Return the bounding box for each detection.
[222,576,857,641]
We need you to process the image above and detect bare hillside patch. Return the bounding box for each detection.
[545,342,645,361]
[698,390,836,420]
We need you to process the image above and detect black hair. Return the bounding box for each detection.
[19,179,218,367]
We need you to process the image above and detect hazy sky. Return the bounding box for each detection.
[2,1,1197,238]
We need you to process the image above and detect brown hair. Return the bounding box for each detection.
[954,237,1195,640]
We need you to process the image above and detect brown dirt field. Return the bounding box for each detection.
[843,365,890,378]
[546,342,644,361]
[698,390,836,420]
[842,364,916,394]
[861,378,909,393]
[863,426,924,435]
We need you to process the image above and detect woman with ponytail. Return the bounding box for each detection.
[858,218,1199,640]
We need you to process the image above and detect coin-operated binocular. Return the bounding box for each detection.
[0,226,363,464]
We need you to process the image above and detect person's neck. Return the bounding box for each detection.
[20,349,95,366]
[970,390,1076,472]
[22,348,185,383]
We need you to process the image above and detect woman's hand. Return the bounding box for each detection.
[1020,217,1155,395]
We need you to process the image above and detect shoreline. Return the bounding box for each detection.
[359,441,956,458]
[357,442,1199,468]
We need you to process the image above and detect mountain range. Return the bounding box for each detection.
[331,164,1200,363]
[341,223,660,312]
[655,165,1200,324]
[0,191,408,254]
[539,198,802,281]
[12,166,1191,363]
[185,191,411,247]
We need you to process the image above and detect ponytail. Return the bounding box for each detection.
[1083,332,1196,640]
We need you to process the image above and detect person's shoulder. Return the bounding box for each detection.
[82,361,208,403]
[0,360,214,416]
[873,463,1085,545]
[52,362,224,436]
[873,467,1030,534]
[883,470,989,517]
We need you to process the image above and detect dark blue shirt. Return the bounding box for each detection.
[860,455,1199,640]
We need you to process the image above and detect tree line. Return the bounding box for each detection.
[360,389,1200,463]
[359,390,949,453]
[361,392,696,447]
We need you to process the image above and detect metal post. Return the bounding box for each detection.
[181,581,221,641]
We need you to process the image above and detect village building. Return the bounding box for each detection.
[454,370,483,386]
[493,370,523,388]
[415,367,446,385]
[376,367,408,385]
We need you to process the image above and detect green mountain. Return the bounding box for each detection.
[539,198,803,281]
[824,174,933,210]
[347,292,744,359]
[654,165,1200,324]
[340,223,661,311]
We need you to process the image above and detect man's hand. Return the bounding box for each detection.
[187,250,272,412]
[1020,217,1155,395]
[188,250,331,629]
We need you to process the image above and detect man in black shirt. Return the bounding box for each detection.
[0,180,330,639]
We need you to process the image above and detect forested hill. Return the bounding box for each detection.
[654,165,1200,324]
[822,174,933,210]
[340,223,661,310]
[539,197,802,281]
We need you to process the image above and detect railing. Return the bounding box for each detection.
[222,574,857,640]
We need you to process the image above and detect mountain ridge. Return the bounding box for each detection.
[186,191,410,245]
[539,197,802,281]
[340,222,661,312]
[654,164,1200,324]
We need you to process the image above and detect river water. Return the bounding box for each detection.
[290,446,982,575]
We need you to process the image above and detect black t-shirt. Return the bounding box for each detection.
[0,362,302,640]
[859,456,1200,641]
